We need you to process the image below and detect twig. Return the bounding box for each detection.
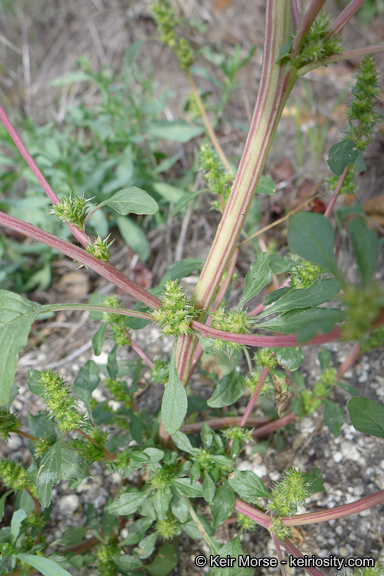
[240,367,269,427]
[187,70,231,172]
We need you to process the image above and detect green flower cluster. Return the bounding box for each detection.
[102,295,131,346]
[328,56,381,195]
[152,0,194,70]
[268,468,310,518]
[71,429,108,463]
[39,369,85,433]
[237,513,256,532]
[0,409,21,441]
[151,358,170,383]
[152,280,198,336]
[342,284,384,341]
[155,513,181,540]
[346,55,381,150]
[87,234,114,263]
[50,192,93,228]
[254,348,276,369]
[0,458,33,492]
[96,542,120,576]
[211,305,252,352]
[198,143,232,208]
[289,259,324,289]
[292,13,343,69]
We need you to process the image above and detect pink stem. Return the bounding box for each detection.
[282,539,327,576]
[326,0,367,39]
[180,415,270,434]
[240,366,269,427]
[337,342,361,379]
[292,0,300,29]
[248,278,291,318]
[192,319,343,348]
[251,411,296,437]
[234,498,271,529]
[283,490,384,526]
[298,44,384,76]
[324,165,348,218]
[122,328,154,369]
[0,211,161,310]
[0,104,89,247]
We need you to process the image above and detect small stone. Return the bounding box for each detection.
[58,494,80,515]
[332,451,343,463]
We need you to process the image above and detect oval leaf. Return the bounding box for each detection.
[161,346,188,435]
[101,187,159,215]
[348,397,384,439]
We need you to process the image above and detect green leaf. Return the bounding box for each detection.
[120,517,153,546]
[207,372,246,408]
[16,554,72,576]
[35,440,62,507]
[210,485,235,529]
[171,431,199,455]
[58,527,86,547]
[113,554,142,571]
[154,489,172,521]
[148,120,205,143]
[116,215,150,262]
[254,307,344,335]
[228,470,271,499]
[256,278,341,320]
[303,468,325,494]
[107,491,149,516]
[327,139,359,176]
[27,370,45,398]
[274,347,303,371]
[107,346,118,380]
[135,532,158,559]
[73,361,100,406]
[92,324,107,356]
[268,255,294,275]
[171,492,189,523]
[97,186,159,216]
[146,544,178,576]
[0,291,41,406]
[263,287,292,306]
[324,400,345,437]
[171,478,203,498]
[143,447,165,464]
[0,490,12,522]
[335,381,360,397]
[348,217,377,286]
[239,253,272,308]
[49,72,91,86]
[288,212,339,276]
[348,397,384,438]
[255,175,276,196]
[161,345,188,435]
[11,509,26,544]
[203,472,216,503]
[28,412,57,441]
[275,39,293,63]
[60,448,89,482]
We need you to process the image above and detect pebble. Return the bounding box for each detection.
[57,494,80,515]
[340,442,360,461]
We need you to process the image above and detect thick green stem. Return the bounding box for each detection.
[176,0,296,383]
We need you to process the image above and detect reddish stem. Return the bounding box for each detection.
[326,0,367,39]
[0,104,89,247]
[192,320,343,348]
[240,366,269,427]
[122,328,154,369]
[251,411,296,437]
[282,539,327,576]
[292,0,327,57]
[75,428,115,461]
[180,416,270,434]
[0,211,161,310]
[324,165,348,218]
[337,342,361,379]
[282,490,384,526]
[234,497,272,529]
